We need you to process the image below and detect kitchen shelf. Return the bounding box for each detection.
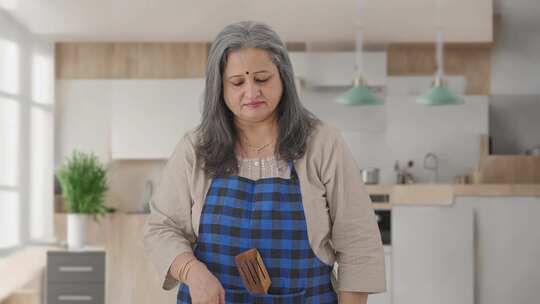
[366,183,540,207]
[372,203,392,210]
[479,134,540,183]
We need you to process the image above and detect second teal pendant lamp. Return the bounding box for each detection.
[417,0,463,106]
[336,0,383,106]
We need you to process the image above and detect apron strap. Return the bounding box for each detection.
[287,159,298,181]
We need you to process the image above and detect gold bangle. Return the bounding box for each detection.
[178,256,198,282]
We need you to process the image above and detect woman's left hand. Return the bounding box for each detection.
[186,260,225,304]
[339,291,368,304]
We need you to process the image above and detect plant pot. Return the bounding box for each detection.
[67,213,89,250]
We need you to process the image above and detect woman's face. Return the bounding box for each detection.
[222,48,283,124]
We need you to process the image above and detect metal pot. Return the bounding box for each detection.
[361,167,380,184]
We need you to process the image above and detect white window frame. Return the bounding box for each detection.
[1,10,55,255]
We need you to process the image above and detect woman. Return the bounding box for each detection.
[144,21,386,304]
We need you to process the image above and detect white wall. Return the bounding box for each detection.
[489,1,540,153]
[491,0,540,95]
[301,86,488,184]
[56,77,488,186]
[489,95,540,154]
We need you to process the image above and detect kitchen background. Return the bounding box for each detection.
[1,0,540,304]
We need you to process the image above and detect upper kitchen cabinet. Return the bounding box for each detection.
[55,43,208,79]
[289,52,387,87]
[110,79,205,159]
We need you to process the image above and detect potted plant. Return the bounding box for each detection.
[56,151,113,250]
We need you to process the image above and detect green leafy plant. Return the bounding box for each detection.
[56,151,114,220]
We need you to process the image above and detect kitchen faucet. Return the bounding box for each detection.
[423,152,439,183]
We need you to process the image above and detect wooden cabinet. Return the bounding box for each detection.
[57,79,205,161]
[46,250,106,304]
[110,79,205,159]
[289,52,387,87]
[55,43,208,79]
[453,196,540,304]
[54,214,177,304]
[392,205,474,304]
[477,134,540,184]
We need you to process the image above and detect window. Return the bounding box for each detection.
[0,38,19,94]
[30,106,54,240]
[0,191,19,248]
[0,22,55,253]
[0,97,19,187]
[29,44,55,241]
[0,38,22,252]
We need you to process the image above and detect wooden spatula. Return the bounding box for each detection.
[235,248,271,294]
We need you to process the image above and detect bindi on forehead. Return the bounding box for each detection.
[227,70,271,80]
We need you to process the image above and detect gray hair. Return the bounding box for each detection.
[195,21,319,177]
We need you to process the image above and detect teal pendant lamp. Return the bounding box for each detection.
[336,0,383,106]
[417,0,462,106]
[418,75,463,105]
[337,75,383,105]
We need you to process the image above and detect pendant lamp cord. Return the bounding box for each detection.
[355,0,364,79]
[436,0,444,79]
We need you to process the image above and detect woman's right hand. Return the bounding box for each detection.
[186,260,225,304]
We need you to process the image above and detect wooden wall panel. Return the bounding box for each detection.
[477,134,540,184]
[56,42,208,79]
[479,155,540,184]
[56,42,306,79]
[387,43,492,95]
[56,43,115,79]
[285,42,307,52]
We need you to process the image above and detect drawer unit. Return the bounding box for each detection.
[46,250,106,304]
[47,251,105,283]
[47,283,104,304]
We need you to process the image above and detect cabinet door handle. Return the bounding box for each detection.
[58,295,93,301]
[58,266,94,272]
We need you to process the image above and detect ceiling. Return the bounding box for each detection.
[1,0,493,43]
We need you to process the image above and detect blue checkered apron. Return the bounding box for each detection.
[177,161,338,303]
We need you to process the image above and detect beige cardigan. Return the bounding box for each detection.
[143,122,386,293]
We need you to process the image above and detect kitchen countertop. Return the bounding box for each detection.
[366,184,540,207]
[0,246,54,301]
[56,184,540,212]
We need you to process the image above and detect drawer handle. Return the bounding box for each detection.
[59,266,94,272]
[58,295,93,301]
